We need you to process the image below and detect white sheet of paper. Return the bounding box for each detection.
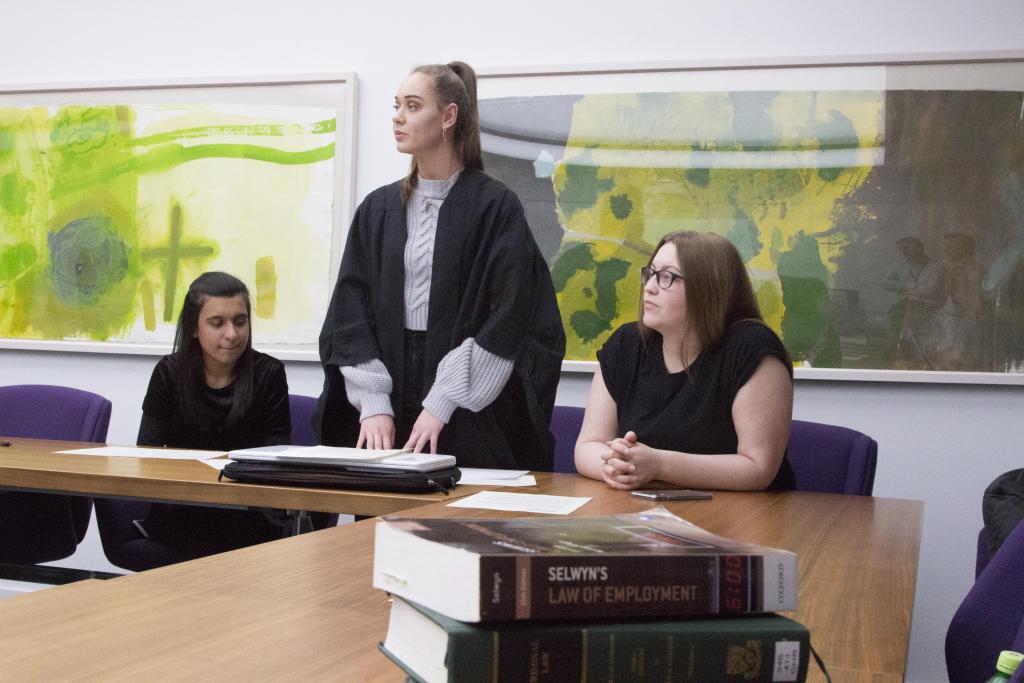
[57,446,224,460]
[484,474,537,487]
[457,468,529,480]
[200,459,230,471]
[456,468,535,486]
[228,444,410,462]
[447,491,590,515]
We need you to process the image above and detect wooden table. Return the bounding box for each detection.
[0,436,477,516]
[0,473,923,682]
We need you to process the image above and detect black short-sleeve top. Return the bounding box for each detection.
[597,320,795,490]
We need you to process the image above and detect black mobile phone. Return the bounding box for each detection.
[630,489,713,501]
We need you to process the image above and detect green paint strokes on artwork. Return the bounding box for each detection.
[548,88,881,361]
[551,242,596,291]
[53,142,335,198]
[0,173,30,215]
[727,207,762,262]
[50,106,122,156]
[685,144,711,187]
[559,156,614,217]
[0,104,145,340]
[777,232,829,359]
[609,193,633,220]
[569,310,608,343]
[552,241,635,348]
[593,256,630,321]
[0,243,36,281]
[131,118,336,147]
[141,203,217,321]
[0,127,13,158]
[0,101,330,344]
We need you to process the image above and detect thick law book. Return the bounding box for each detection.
[373,508,797,622]
[379,596,810,683]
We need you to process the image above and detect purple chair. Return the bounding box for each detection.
[289,394,338,529]
[947,520,1024,682]
[977,528,992,579]
[0,384,111,564]
[95,393,336,571]
[289,394,320,448]
[786,420,877,495]
[550,405,584,474]
[94,500,189,572]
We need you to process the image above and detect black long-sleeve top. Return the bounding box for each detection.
[138,351,290,451]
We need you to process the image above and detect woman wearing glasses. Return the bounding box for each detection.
[575,231,795,491]
[314,61,564,470]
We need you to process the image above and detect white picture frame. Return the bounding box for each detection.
[478,51,1024,385]
[0,73,357,361]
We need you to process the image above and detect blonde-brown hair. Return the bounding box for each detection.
[638,231,764,363]
[400,61,483,203]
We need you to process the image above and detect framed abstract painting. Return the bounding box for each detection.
[0,73,356,359]
[477,52,1024,384]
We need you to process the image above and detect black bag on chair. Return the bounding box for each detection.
[983,468,1024,558]
[219,461,461,495]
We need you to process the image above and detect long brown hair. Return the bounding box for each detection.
[638,231,764,364]
[172,271,255,428]
[400,61,483,203]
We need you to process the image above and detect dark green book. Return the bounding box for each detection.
[379,596,810,682]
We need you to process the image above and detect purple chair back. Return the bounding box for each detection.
[0,384,111,442]
[0,384,111,563]
[786,420,877,495]
[947,520,1024,682]
[550,406,584,474]
[289,393,338,529]
[977,528,992,579]
[289,394,319,446]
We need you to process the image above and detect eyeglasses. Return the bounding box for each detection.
[640,266,684,290]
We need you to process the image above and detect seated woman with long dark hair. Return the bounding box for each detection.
[135,271,291,559]
[575,231,795,491]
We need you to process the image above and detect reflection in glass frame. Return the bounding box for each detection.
[478,53,1024,385]
[0,74,356,360]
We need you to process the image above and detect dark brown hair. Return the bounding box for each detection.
[400,61,483,203]
[172,271,254,428]
[638,231,765,365]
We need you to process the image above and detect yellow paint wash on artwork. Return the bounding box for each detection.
[141,279,156,331]
[136,156,322,331]
[550,89,883,358]
[133,110,330,341]
[254,255,276,319]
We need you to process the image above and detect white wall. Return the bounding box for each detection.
[2,1,1023,680]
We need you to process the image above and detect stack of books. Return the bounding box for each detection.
[372,507,810,682]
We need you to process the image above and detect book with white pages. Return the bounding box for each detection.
[227,444,457,472]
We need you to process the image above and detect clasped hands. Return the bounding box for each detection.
[601,430,660,490]
[357,409,444,453]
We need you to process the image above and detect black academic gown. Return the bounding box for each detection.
[314,169,565,471]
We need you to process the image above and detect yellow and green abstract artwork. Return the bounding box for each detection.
[0,103,336,347]
[481,86,1024,373]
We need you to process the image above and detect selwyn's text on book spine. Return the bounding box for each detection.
[480,554,770,621]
